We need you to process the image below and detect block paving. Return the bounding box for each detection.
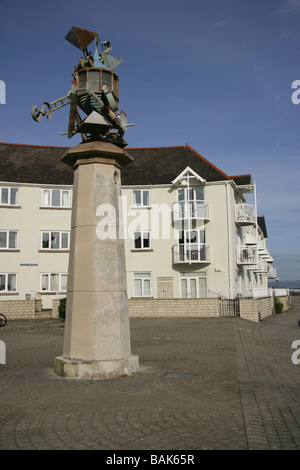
[0,298,299,450]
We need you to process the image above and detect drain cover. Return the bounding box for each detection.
[162,372,196,379]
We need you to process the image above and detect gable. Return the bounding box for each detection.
[171,166,206,185]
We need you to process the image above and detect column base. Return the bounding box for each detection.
[54,354,139,379]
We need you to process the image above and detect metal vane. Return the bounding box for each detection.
[31,26,134,148]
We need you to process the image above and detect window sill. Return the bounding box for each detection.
[0,205,21,209]
[0,249,20,252]
[39,206,71,210]
[38,250,70,253]
[130,206,151,210]
[39,291,67,295]
[130,296,154,299]
[0,291,19,296]
[131,249,153,252]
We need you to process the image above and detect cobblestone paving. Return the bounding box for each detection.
[0,298,299,450]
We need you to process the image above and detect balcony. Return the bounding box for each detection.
[172,200,210,228]
[173,243,211,265]
[267,264,277,279]
[235,204,256,225]
[254,257,268,274]
[236,245,258,265]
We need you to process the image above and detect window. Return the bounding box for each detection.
[178,187,204,202]
[134,272,151,297]
[180,273,207,298]
[179,229,206,244]
[88,69,100,90]
[178,230,207,262]
[0,187,18,205]
[133,231,151,250]
[0,273,17,292]
[132,190,150,207]
[0,230,18,249]
[177,187,205,219]
[41,231,70,250]
[41,273,68,292]
[42,189,70,208]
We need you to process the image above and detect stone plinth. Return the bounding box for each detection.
[54,140,139,379]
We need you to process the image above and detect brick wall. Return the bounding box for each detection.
[277,295,291,312]
[52,299,60,318]
[0,299,43,320]
[128,298,220,318]
[1,295,291,322]
[239,297,273,322]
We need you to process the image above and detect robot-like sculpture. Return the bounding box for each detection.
[31,26,133,148]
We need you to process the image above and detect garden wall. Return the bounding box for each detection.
[0,299,42,320]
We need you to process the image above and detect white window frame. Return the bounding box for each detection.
[133,231,151,250]
[41,231,70,250]
[0,273,17,292]
[177,187,204,202]
[0,230,18,249]
[132,189,150,207]
[40,273,68,292]
[180,272,207,298]
[133,272,152,297]
[178,229,206,245]
[42,189,71,208]
[0,187,19,206]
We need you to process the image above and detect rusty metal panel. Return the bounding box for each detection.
[65,26,98,51]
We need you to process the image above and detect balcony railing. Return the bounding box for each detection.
[267,264,277,279]
[236,245,258,265]
[172,200,210,226]
[173,243,211,264]
[235,204,256,225]
[254,257,268,274]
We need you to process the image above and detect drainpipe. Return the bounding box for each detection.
[225,181,232,299]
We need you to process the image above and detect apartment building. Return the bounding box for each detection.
[0,142,276,310]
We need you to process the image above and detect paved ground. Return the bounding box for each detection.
[0,298,299,451]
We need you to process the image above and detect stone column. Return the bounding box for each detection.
[54,140,139,379]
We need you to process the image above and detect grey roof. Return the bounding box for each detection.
[122,146,231,185]
[0,142,251,187]
[257,216,268,239]
[0,142,73,185]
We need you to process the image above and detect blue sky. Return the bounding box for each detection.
[0,0,300,280]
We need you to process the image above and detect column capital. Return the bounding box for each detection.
[61,140,133,169]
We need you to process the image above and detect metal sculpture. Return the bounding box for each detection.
[31,26,133,148]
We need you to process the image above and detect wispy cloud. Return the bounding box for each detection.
[212,17,232,28]
[273,0,300,16]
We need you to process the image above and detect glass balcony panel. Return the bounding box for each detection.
[172,200,209,225]
[173,243,210,264]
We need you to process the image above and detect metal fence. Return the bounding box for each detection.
[219,298,240,317]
